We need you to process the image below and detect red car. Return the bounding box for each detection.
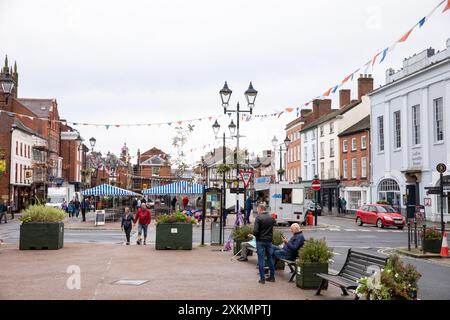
[356,204,406,229]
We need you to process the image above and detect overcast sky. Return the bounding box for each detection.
[0,0,449,165]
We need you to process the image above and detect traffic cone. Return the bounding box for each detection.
[441,231,449,258]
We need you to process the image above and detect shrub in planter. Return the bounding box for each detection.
[232,225,253,255]
[19,205,65,250]
[155,212,197,250]
[296,238,333,289]
[356,254,421,300]
[422,228,442,253]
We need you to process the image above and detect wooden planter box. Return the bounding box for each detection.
[423,239,442,253]
[296,262,328,289]
[156,223,193,250]
[20,222,64,250]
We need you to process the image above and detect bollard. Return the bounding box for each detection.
[407,222,411,251]
[422,224,426,253]
[414,221,418,249]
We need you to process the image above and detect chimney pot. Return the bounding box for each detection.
[339,89,351,108]
[357,75,374,100]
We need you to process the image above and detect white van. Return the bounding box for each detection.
[254,183,305,225]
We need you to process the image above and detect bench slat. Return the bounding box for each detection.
[316,274,356,288]
[349,253,387,266]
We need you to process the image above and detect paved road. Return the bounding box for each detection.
[1,215,449,300]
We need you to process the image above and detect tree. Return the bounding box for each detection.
[171,125,195,179]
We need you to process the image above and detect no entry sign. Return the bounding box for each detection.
[311,179,321,191]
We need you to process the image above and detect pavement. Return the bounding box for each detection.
[0,242,352,300]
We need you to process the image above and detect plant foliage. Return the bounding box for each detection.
[297,238,333,264]
[156,211,198,225]
[19,205,66,223]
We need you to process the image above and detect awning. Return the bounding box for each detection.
[82,184,141,197]
[142,181,205,195]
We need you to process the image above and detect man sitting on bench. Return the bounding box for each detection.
[237,235,256,262]
[273,223,304,261]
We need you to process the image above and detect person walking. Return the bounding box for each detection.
[0,200,8,224]
[171,196,177,212]
[341,198,347,214]
[121,207,134,245]
[182,196,189,210]
[81,198,88,222]
[133,203,151,245]
[337,197,342,214]
[245,196,255,224]
[253,203,276,284]
[74,198,81,219]
[132,197,138,211]
[67,201,76,218]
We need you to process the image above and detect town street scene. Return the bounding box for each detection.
[0,0,450,307]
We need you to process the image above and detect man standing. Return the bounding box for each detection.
[0,200,8,224]
[133,203,151,245]
[273,223,304,261]
[245,196,254,224]
[80,198,88,222]
[253,203,276,284]
[337,197,342,214]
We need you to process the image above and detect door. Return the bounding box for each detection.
[368,205,379,225]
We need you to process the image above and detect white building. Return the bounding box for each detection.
[10,119,47,211]
[369,39,450,222]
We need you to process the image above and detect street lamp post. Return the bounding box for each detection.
[219,82,257,226]
[213,120,235,244]
[272,135,291,182]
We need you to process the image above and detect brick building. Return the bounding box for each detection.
[60,123,87,191]
[338,115,371,213]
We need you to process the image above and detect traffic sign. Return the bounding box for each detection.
[230,188,245,194]
[239,170,254,189]
[311,179,321,191]
[437,163,447,174]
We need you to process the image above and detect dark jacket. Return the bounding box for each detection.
[253,212,275,242]
[0,203,7,213]
[121,214,133,229]
[282,232,305,260]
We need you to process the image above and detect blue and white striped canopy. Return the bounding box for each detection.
[82,184,141,197]
[142,181,204,195]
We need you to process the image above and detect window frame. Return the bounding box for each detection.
[412,104,421,146]
[393,111,401,150]
[378,116,385,152]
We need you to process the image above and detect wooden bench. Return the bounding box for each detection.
[247,247,296,282]
[315,249,388,299]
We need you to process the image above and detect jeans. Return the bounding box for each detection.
[256,241,275,280]
[81,209,86,222]
[245,209,251,223]
[124,227,131,243]
[138,224,148,238]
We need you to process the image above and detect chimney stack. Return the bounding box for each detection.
[358,74,374,100]
[339,89,351,108]
[312,99,332,120]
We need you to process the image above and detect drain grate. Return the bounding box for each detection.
[112,279,149,286]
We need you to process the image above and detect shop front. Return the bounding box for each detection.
[320,179,340,215]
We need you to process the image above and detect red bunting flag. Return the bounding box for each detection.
[177,121,182,125]
[398,28,413,43]
[444,0,450,12]
[341,74,352,84]
[285,108,294,112]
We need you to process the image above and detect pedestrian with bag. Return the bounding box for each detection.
[133,203,151,245]
[121,207,134,245]
[67,200,76,218]
[74,198,81,219]
[253,202,276,284]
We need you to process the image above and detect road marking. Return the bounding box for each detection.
[344,229,357,232]
[328,228,341,231]
[375,230,388,233]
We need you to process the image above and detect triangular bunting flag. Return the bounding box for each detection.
[418,17,426,27]
[332,85,339,94]
[323,88,332,97]
[372,51,381,66]
[379,48,389,64]
[443,0,450,13]
[105,125,110,130]
[341,74,352,84]
[398,28,413,42]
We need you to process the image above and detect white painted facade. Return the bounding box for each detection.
[10,129,35,186]
[301,127,318,182]
[369,39,450,222]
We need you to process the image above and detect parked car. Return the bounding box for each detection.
[356,204,406,229]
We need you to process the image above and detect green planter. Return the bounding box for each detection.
[19,222,64,250]
[423,239,442,253]
[156,223,193,250]
[296,262,328,289]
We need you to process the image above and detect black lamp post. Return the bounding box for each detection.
[89,137,96,153]
[219,81,257,226]
[272,135,291,182]
[212,119,235,242]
